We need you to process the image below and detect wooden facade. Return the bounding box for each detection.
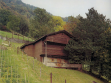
[20,30,82,70]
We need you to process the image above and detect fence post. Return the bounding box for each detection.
[65,79,66,83]
[23,35,24,41]
[12,32,13,39]
[0,69,1,78]
[50,72,52,83]
[18,34,19,40]
[6,35,7,40]
[7,69,8,79]
[11,66,12,83]
[17,47,18,54]
[33,60,34,70]
[17,66,18,83]
[40,67,41,77]
[25,74,26,83]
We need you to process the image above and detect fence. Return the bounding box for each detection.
[17,47,67,83]
[0,30,35,43]
[0,40,67,83]
[50,72,67,83]
[11,31,35,42]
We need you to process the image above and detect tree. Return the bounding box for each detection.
[30,8,54,38]
[100,27,111,81]
[7,15,20,32]
[18,16,29,36]
[64,38,85,64]
[64,8,111,76]
[63,16,80,34]
[52,16,66,32]
[0,9,12,26]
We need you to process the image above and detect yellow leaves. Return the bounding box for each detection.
[105,27,111,33]
[52,16,66,32]
[54,26,64,32]
[63,16,80,34]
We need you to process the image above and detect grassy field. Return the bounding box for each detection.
[0,39,104,83]
[0,30,34,42]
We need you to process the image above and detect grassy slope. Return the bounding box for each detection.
[0,30,34,42]
[0,38,104,83]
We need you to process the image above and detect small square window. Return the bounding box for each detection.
[52,59,54,61]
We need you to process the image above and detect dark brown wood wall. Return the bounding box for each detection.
[23,45,34,57]
[42,44,65,56]
[46,33,70,44]
[42,33,71,57]
[34,40,43,62]
[23,32,71,62]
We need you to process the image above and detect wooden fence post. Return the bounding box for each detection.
[7,69,8,79]
[12,32,13,39]
[17,66,18,83]
[23,35,24,41]
[33,60,34,70]
[6,35,7,40]
[18,34,19,40]
[11,66,12,83]
[17,47,18,54]
[0,69,1,78]
[25,74,26,83]
[50,72,52,83]
[40,67,41,77]
[65,79,66,83]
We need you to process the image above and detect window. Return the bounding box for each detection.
[52,58,54,62]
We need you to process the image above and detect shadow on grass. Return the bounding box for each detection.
[82,70,109,83]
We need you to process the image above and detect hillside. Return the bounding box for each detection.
[0,0,37,19]
[0,30,34,42]
[0,31,105,83]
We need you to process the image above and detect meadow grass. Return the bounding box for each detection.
[0,30,34,41]
[0,39,104,83]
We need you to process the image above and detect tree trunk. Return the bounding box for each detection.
[99,63,103,77]
[89,65,93,73]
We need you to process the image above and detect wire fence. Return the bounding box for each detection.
[0,31,35,43]
[0,40,67,83]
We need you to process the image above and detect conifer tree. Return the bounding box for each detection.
[65,8,111,77]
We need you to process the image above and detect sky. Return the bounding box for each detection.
[22,0,111,19]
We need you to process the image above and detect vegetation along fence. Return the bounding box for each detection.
[0,30,35,43]
[0,40,67,83]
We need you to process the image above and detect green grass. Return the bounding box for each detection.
[0,39,104,83]
[0,30,34,42]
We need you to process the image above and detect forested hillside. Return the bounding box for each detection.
[0,0,67,39]
[0,0,36,19]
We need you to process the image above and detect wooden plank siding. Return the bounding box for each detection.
[42,44,65,56]
[34,40,43,62]
[41,33,71,57]
[45,33,70,44]
[20,30,82,70]
[23,45,34,57]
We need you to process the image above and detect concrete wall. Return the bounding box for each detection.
[43,57,82,70]
[43,57,68,66]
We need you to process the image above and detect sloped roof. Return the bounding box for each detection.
[20,30,74,49]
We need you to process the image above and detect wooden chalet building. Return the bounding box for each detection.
[20,30,82,70]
